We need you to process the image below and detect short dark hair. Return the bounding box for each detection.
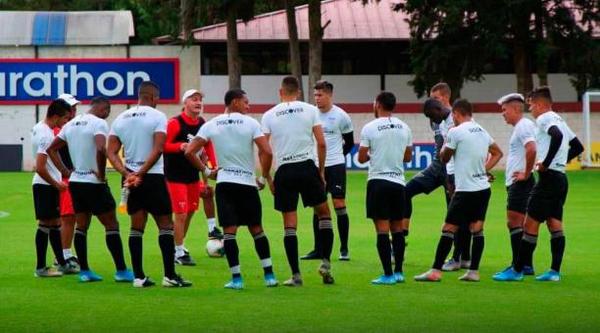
[314,80,333,93]
[90,96,110,107]
[423,98,443,114]
[138,80,160,94]
[452,98,472,116]
[376,91,396,111]
[281,76,300,95]
[431,82,451,97]
[224,89,246,106]
[528,86,552,102]
[47,99,71,118]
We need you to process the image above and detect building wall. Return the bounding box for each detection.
[0,45,200,170]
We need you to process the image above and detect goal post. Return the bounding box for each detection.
[582,91,600,168]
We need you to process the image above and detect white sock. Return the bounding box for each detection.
[207,218,216,232]
[63,249,73,259]
[175,245,185,258]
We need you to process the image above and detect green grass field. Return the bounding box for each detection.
[1,170,599,332]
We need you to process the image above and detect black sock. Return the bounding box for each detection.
[253,232,273,275]
[311,214,320,253]
[376,233,393,276]
[403,229,409,237]
[223,233,241,278]
[433,232,455,270]
[451,228,461,261]
[158,229,176,279]
[335,207,349,252]
[48,226,66,266]
[460,226,472,261]
[74,229,89,271]
[128,228,145,279]
[284,228,300,274]
[550,231,566,272]
[391,231,405,273]
[318,217,334,261]
[509,227,523,266]
[470,231,484,270]
[515,233,537,272]
[106,229,127,271]
[35,226,50,269]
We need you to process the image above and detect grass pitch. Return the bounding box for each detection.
[1,170,599,332]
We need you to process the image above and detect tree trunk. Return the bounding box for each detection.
[513,41,534,95]
[534,8,549,86]
[308,0,323,104]
[226,6,242,89]
[285,0,304,101]
[180,0,195,43]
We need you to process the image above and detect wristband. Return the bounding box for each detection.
[203,168,212,177]
[257,176,266,186]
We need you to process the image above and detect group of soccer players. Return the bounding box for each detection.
[30,75,583,289]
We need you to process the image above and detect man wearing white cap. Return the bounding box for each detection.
[164,88,221,266]
[493,93,537,278]
[53,93,80,272]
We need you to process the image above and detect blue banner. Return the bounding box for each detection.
[0,58,179,104]
[346,143,435,171]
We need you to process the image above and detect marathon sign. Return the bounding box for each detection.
[347,143,436,171]
[0,58,179,104]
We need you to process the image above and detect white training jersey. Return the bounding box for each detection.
[57,114,109,184]
[445,120,494,192]
[505,117,536,186]
[197,112,263,187]
[535,111,576,173]
[31,121,61,185]
[261,101,321,168]
[360,117,412,185]
[438,114,455,174]
[319,105,353,167]
[109,105,167,174]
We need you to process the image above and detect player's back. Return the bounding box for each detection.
[262,101,319,166]
[110,105,167,174]
[535,111,575,173]
[448,121,493,191]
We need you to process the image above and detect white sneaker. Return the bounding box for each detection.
[441,259,461,271]
[460,260,471,269]
[133,277,156,288]
[458,270,480,282]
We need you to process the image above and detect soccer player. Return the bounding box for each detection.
[415,99,503,282]
[494,86,584,282]
[46,97,134,283]
[358,92,412,285]
[164,89,222,266]
[261,76,335,286]
[31,99,72,277]
[53,93,80,272]
[107,81,191,288]
[185,89,278,290]
[492,93,537,277]
[302,80,354,261]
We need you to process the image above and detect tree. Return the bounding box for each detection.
[307,0,330,103]
[284,0,305,101]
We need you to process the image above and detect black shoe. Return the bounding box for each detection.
[338,250,350,261]
[175,254,197,266]
[208,227,223,240]
[162,274,192,287]
[300,250,320,260]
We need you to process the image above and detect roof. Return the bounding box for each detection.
[191,0,410,42]
[0,11,134,46]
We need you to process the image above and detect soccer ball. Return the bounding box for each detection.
[206,239,224,257]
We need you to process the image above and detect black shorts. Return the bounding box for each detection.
[215,182,261,227]
[274,160,327,212]
[527,170,568,222]
[69,182,116,215]
[126,173,172,216]
[366,179,406,220]
[445,189,491,225]
[408,160,448,194]
[325,163,346,199]
[32,184,60,221]
[506,177,535,214]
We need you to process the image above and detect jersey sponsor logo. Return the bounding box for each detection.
[73,170,95,175]
[281,152,310,162]
[125,159,145,166]
[472,172,488,178]
[216,119,243,126]
[275,108,304,117]
[468,127,484,133]
[377,123,403,131]
[0,58,179,104]
[123,111,147,119]
[72,120,88,126]
[221,167,253,177]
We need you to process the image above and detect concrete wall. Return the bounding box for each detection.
[0,45,200,170]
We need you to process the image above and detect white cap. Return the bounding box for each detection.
[181,89,203,103]
[497,93,525,105]
[58,93,80,106]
